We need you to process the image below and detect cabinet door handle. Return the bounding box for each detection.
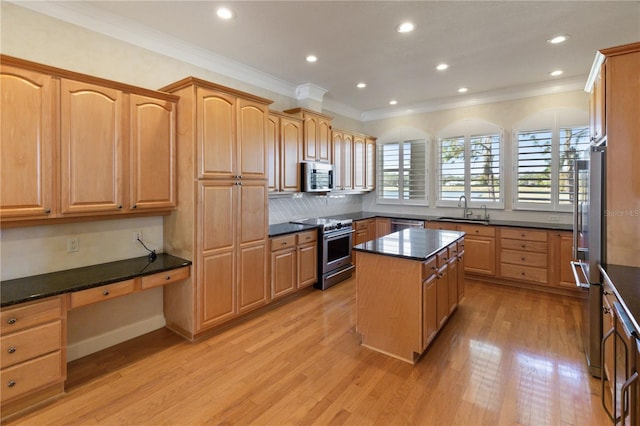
[7,380,16,388]
[7,347,16,354]
[103,290,110,296]
[45,209,51,214]
[165,275,171,281]
[7,318,17,325]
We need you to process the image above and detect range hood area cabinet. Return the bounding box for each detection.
[283,108,332,164]
[160,77,273,339]
[267,111,304,193]
[0,55,178,225]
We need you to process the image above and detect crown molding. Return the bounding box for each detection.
[10,1,590,124]
[360,75,588,122]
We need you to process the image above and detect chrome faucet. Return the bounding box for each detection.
[458,195,473,218]
[481,204,490,220]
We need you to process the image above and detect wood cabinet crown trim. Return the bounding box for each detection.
[0,55,179,102]
[160,76,272,105]
[282,107,333,121]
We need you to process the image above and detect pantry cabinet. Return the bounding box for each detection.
[161,77,272,339]
[0,65,56,220]
[284,108,332,164]
[0,55,178,226]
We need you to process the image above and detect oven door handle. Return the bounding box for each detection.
[323,229,354,240]
[570,261,590,289]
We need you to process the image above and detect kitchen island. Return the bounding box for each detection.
[354,228,465,364]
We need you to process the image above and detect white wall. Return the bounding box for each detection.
[361,91,589,224]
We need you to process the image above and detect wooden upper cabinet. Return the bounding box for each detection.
[197,88,236,179]
[284,108,332,163]
[332,130,352,191]
[129,94,176,211]
[267,112,303,192]
[280,116,303,192]
[60,79,124,214]
[238,99,268,179]
[353,135,365,191]
[0,65,56,220]
[365,137,376,190]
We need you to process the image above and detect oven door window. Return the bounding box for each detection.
[326,234,351,264]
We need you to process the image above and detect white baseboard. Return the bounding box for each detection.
[66,315,166,362]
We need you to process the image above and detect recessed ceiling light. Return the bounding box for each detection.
[547,34,570,44]
[458,87,468,93]
[436,63,449,71]
[357,82,367,89]
[396,22,415,33]
[389,100,398,105]
[549,70,564,77]
[216,7,234,20]
[306,55,318,63]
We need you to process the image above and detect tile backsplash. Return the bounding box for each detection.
[269,194,363,224]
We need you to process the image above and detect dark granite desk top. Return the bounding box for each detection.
[0,254,192,307]
[354,228,465,261]
[600,264,640,336]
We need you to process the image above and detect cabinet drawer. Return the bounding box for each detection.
[448,243,459,259]
[141,266,190,290]
[271,235,296,251]
[1,321,62,369]
[0,297,62,334]
[354,220,368,231]
[0,350,63,403]
[500,263,548,284]
[69,279,136,309]
[500,228,548,242]
[457,239,465,252]
[296,230,317,244]
[422,257,437,280]
[436,249,449,268]
[500,249,547,268]
[457,224,495,237]
[500,238,548,253]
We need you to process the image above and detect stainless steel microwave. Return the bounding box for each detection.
[302,162,334,192]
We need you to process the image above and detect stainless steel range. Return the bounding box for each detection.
[290,218,355,290]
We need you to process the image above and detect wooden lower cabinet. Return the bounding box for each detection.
[375,218,391,238]
[270,230,318,299]
[0,296,66,419]
[462,234,496,276]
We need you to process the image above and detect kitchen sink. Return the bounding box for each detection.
[435,216,490,226]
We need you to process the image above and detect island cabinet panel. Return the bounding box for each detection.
[0,65,56,220]
[356,233,464,364]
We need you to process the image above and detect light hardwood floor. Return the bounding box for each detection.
[7,278,608,425]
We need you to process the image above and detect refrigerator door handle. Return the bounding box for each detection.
[570,261,590,289]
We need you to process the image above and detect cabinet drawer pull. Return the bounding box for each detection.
[603,307,610,314]
[521,244,526,248]
[521,257,526,261]
[7,380,16,388]
[7,318,17,325]
[165,275,171,280]
[7,347,16,354]
[45,209,51,214]
[103,290,110,296]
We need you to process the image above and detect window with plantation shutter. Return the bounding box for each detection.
[377,139,427,204]
[437,133,502,208]
[514,125,589,211]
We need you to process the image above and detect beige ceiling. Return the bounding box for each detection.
[20,1,640,118]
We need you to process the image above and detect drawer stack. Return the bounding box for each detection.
[0,296,66,413]
[499,228,548,284]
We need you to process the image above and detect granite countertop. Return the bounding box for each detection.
[269,222,319,237]
[354,228,465,261]
[0,253,192,307]
[322,211,572,231]
[599,264,640,337]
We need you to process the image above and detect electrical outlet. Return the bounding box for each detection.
[549,215,560,222]
[133,231,143,243]
[67,237,79,253]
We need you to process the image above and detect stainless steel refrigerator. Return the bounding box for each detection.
[572,136,606,378]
